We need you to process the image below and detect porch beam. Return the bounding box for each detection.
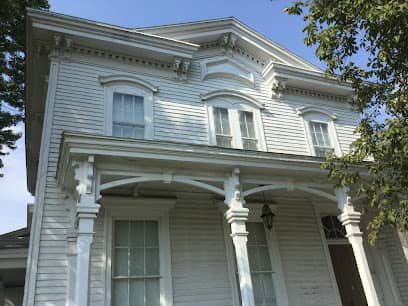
[224,168,255,306]
[335,188,381,306]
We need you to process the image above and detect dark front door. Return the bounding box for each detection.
[329,244,368,306]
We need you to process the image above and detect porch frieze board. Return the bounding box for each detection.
[58,131,325,174]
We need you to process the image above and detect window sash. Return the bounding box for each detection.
[112,220,160,306]
[234,222,277,306]
[213,107,232,147]
[239,111,258,150]
[309,121,333,156]
[112,92,145,139]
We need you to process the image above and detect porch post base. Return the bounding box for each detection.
[225,207,255,306]
[74,202,100,306]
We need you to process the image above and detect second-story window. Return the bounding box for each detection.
[297,106,342,157]
[308,121,333,157]
[112,93,145,139]
[213,108,259,150]
[239,111,257,150]
[99,75,157,141]
[213,107,233,148]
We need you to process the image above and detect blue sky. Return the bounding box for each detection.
[0,0,323,234]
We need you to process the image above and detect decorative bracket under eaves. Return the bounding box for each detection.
[173,57,191,81]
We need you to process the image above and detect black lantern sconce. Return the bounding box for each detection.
[260,191,275,231]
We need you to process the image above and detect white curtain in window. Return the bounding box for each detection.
[112,92,144,139]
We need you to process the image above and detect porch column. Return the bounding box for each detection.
[72,156,100,306]
[336,188,381,306]
[224,168,255,306]
[65,231,77,306]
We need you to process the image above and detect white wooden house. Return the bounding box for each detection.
[24,9,408,306]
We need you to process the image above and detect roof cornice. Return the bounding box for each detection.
[26,8,200,59]
[137,17,323,72]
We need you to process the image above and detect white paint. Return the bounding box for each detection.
[224,169,255,306]
[336,189,381,306]
[103,197,175,306]
[100,75,156,140]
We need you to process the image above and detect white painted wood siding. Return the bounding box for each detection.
[382,227,408,305]
[30,51,362,306]
[274,199,339,306]
[47,51,359,154]
[169,198,233,306]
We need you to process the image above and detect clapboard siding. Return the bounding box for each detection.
[382,227,408,305]
[275,200,338,306]
[43,52,360,154]
[31,49,364,306]
[169,199,233,306]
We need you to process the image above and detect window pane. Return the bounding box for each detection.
[214,108,222,134]
[115,221,129,247]
[129,279,144,306]
[130,221,144,247]
[134,97,144,125]
[257,247,272,270]
[145,221,159,247]
[114,248,129,277]
[216,135,232,148]
[213,107,230,135]
[124,94,134,123]
[122,125,134,138]
[262,274,277,306]
[145,279,160,306]
[220,109,230,135]
[130,248,144,276]
[309,121,333,156]
[239,111,256,138]
[145,248,160,275]
[134,127,145,139]
[252,274,264,304]
[113,93,123,122]
[112,124,122,137]
[242,139,258,150]
[113,279,128,306]
[248,246,259,270]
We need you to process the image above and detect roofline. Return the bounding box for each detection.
[136,16,323,72]
[26,8,200,51]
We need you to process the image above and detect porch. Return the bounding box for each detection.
[57,132,381,306]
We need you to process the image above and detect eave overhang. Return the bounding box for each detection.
[263,62,354,98]
[26,9,200,61]
[137,17,323,72]
[25,9,201,194]
[57,132,331,192]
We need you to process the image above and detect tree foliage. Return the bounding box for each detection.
[285,0,408,244]
[0,0,49,174]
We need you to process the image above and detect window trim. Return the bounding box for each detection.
[221,204,289,306]
[101,76,156,140]
[206,99,266,151]
[104,197,175,306]
[297,108,342,156]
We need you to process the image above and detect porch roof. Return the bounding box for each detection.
[57,132,339,200]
